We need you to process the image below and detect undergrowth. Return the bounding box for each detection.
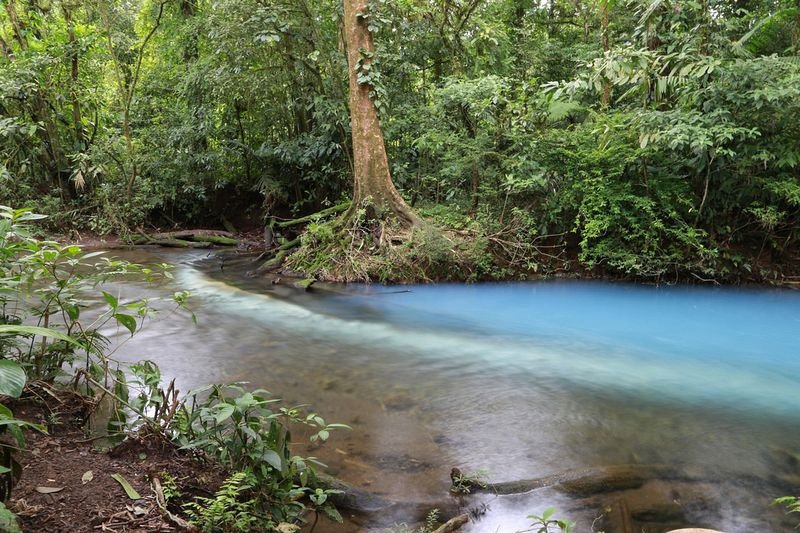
[0,206,348,531]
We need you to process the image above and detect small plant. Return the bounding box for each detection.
[774,496,800,526]
[123,360,182,434]
[173,384,348,526]
[159,472,181,504]
[521,507,575,533]
[0,208,351,529]
[450,467,489,494]
[0,368,44,501]
[184,471,258,532]
[388,508,441,533]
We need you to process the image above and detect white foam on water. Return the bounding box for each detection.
[177,266,800,418]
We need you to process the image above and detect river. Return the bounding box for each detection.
[98,248,800,532]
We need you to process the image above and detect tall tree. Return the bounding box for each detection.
[342,0,418,226]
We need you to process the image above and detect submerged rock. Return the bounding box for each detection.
[478,464,692,496]
[666,529,726,533]
[372,453,433,473]
[382,393,417,411]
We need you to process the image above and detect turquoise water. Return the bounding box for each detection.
[105,250,800,531]
[312,281,800,416]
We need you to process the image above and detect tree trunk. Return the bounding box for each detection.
[64,7,85,151]
[599,0,611,108]
[342,0,418,226]
[4,0,27,50]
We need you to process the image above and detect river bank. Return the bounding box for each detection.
[8,393,225,532]
[48,226,800,289]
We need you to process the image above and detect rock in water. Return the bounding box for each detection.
[666,529,726,533]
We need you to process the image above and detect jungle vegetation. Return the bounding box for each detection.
[1,0,799,282]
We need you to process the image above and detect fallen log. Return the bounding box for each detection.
[146,238,213,248]
[150,229,235,240]
[433,514,469,533]
[131,229,239,248]
[203,235,238,246]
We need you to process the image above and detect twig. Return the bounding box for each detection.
[152,476,195,530]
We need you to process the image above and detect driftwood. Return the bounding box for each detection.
[143,238,212,248]
[132,229,238,248]
[432,514,469,533]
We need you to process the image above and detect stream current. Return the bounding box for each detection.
[99,249,800,532]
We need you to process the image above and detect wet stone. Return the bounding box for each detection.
[372,453,433,473]
[382,393,417,411]
[665,529,726,533]
[433,434,451,445]
[631,503,686,523]
[319,377,338,391]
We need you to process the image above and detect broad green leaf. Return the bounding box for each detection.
[66,303,80,321]
[213,404,235,424]
[111,473,141,499]
[102,291,118,309]
[0,360,26,398]
[114,314,136,335]
[15,212,47,222]
[0,501,21,533]
[0,325,80,346]
[260,450,283,471]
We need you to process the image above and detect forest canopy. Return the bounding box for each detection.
[1,0,799,282]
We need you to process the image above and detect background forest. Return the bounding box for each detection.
[1,0,799,282]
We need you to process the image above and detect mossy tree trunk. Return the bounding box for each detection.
[342,0,419,227]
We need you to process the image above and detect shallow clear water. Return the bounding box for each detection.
[102,249,800,532]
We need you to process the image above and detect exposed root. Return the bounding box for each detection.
[272,198,490,282]
[256,237,301,273]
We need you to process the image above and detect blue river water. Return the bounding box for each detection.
[313,281,800,417]
[104,249,800,531]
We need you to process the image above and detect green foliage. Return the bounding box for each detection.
[159,472,181,504]
[173,383,346,527]
[0,208,349,527]
[450,469,489,494]
[523,507,576,533]
[775,495,800,527]
[388,508,441,533]
[184,471,258,532]
[2,0,799,283]
[0,501,21,533]
[0,206,181,498]
[0,206,182,382]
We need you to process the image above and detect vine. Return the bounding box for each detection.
[355,48,388,113]
[354,0,391,114]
